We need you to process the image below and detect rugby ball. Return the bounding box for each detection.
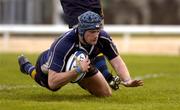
[66,51,87,83]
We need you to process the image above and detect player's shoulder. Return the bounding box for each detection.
[50,29,78,50]
[99,30,111,40]
[62,29,77,37]
[58,29,78,42]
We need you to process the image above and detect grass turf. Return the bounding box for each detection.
[0,53,180,110]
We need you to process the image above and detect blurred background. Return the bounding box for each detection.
[1,0,180,25]
[0,0,180,55]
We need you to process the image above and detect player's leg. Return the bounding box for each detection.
[18,55,36,79]
[18,51,57,91]
[92,54,121,90]
[78,71,112,97]
[93,54,111,79]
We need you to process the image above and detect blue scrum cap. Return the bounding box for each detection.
[78,11,103,37]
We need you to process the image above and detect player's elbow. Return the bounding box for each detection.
[48,79,62,91]
[101,89,112,97]
[48,70,62,91]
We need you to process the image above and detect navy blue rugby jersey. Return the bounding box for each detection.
[60,0,103,28]
[42,28,119,73]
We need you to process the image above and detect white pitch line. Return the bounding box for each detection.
[0,73,164,90]
[0,84,38,91]
[134,73,164,80]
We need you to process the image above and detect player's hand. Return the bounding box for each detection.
[79,55,90,73]
[122,79,144,87]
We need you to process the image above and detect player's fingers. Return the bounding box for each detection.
[129,80,143,87]
[138,80,144,86]
[84,56,90,63]
[134,80,144,86]
[86,66,90,72]
[87,59,90,63]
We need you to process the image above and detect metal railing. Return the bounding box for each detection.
[0,0,61,24]
[1,25,180,52]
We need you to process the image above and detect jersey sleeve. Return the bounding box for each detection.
[47,34,75,72]
[99,30,119,60]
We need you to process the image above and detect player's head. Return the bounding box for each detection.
[78,11,103,38]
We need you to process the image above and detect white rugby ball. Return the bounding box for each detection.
[66,51,87,83]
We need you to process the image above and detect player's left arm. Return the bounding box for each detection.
[99,31,143,87]
[110,56,144,87]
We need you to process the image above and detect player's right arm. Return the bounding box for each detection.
[48,69,77,90]
[48,56,90,90]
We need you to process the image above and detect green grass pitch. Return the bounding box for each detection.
[0,53,180,110]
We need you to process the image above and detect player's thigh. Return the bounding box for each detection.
[79,71,112,97]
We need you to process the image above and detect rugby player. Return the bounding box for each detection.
[18,11,143,97]
[60,0,121,90]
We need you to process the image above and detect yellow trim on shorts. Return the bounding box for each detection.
[97,53,103,56]
[31,70,36,79]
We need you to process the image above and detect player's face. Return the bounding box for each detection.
[84,29,100,45]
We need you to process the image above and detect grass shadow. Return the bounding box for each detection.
[27,93,97,102]
[0,89,102,103]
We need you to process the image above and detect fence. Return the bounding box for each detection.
[0,0,61,24]
[1,25,180,53]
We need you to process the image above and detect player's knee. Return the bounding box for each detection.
[48,87,60,92]
[96,92,112,97]
[103,89,112,97]
[48,81,61,92]
[48,85,61,92]
[94,88,112,97]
